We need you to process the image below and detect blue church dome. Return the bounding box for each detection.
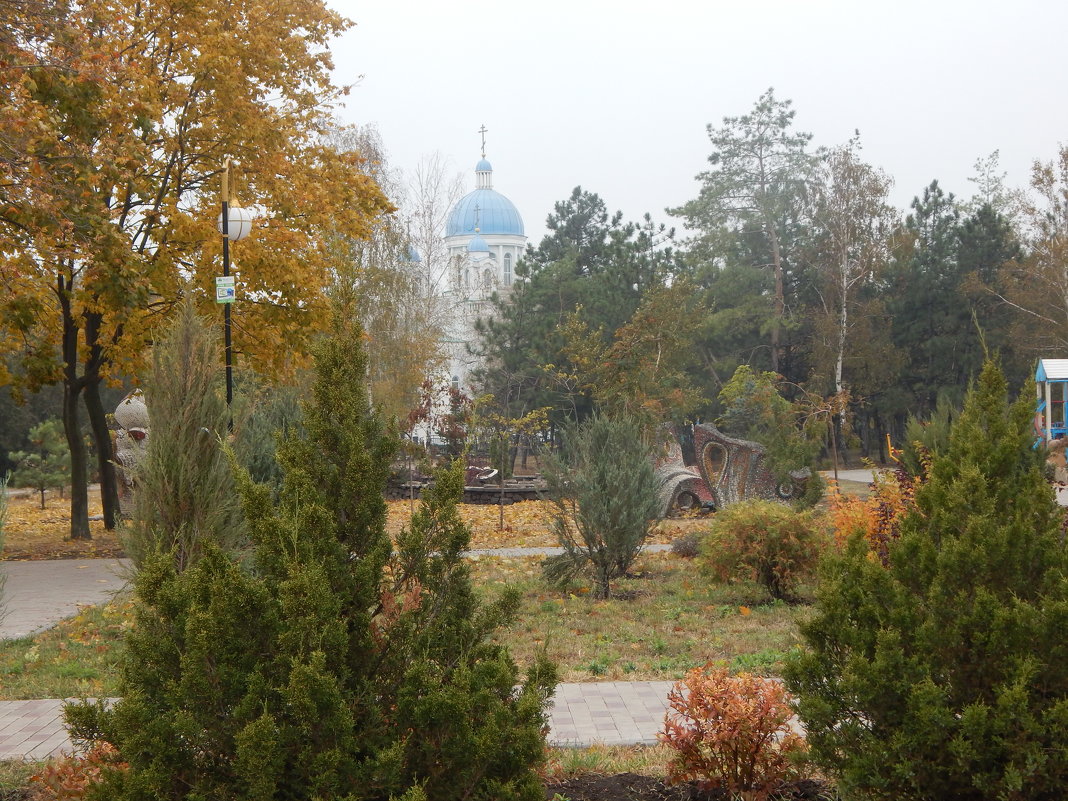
[446,190,524,237]
[476,158,492,172]
[467,234,490,253]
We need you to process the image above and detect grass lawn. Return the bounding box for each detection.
[0,550,808,699]
[475,552,810,682]
[0,758,40,791]
[1,478,862,698]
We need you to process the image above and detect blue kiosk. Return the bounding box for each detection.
[1035,358,1068,442]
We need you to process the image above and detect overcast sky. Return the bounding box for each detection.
[327,0,1068,246]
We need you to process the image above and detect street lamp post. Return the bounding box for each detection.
[217,158,252,430]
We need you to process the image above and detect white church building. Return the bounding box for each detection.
[439,153,527,393]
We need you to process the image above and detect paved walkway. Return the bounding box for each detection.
[1,559,129,640]
[0,555,685,759]
[1,681,678,760]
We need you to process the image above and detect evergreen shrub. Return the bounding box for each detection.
[67,314,555,801]
[541,414,662,599]
[8,419,70,508]
[231,373,303,494]
[786,360,1068,800]
[701,500,826,602]
[123,301,244,571]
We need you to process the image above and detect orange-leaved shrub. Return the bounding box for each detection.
[31,742,128,800]
[825,466,918,565]
[701,500,826,602]
[659,664,807,800]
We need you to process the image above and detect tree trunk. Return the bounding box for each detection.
[59,272,92,540]
[62,379,91,539]
[84,376,119,529]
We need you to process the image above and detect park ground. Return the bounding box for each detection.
[1,482,867,800]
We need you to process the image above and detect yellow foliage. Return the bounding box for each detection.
[0,0,393,386]
[826,468,918,564]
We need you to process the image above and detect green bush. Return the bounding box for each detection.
[701,500,826,602]
[786,360,1068,800]
[541,414,663,599]
[717,365,822,501]
[67,314,555,801]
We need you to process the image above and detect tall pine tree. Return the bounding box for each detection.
[786,359,1068,800]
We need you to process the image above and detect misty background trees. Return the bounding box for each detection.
[474,93,1050,462]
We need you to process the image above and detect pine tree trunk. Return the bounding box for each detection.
[768,221,785,374]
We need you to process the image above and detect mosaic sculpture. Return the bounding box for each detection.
[656,422,809,516]
[112,389,149,517]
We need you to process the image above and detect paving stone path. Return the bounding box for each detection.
[0,555,679,760]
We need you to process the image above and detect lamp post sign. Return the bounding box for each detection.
[215,275,236,304]
[217,157,252,429]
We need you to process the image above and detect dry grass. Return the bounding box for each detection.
[542,744,673,779]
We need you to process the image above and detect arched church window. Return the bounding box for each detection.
[483,268,494,287]
[503,253,513,286]
[452,375,459,391]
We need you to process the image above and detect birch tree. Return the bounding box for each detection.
[808,138,897,401]
[993,146,1068,354]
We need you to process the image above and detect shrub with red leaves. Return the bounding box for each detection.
[659,664,807,801]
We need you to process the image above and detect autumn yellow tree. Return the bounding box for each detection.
[561,280,707,430]
[0,0,391,538]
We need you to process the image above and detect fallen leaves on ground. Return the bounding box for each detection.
[1,489,122,561]
[2,491,705,560]
[386,500,707,549]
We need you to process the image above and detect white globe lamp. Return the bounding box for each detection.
[217,205,253,241]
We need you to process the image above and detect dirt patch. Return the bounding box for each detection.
[543,774,835,800]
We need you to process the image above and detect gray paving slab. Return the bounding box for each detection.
[0,681,679,760]
[0,559,130,640]
[820,468,877,484]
